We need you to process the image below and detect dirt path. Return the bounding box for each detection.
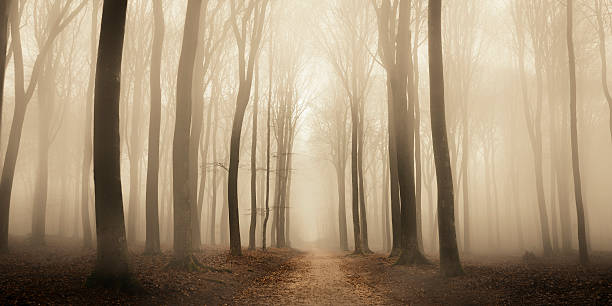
[234,250,393,305]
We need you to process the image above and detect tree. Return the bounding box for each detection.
[428,0,463,277]
[319,0,375,254]
[227,0,269,256]
[511,1,553,256]
[144,0,164,255]
[248,62,260,250]
[0,0,11,137]
[373,0,425,264]
[79,0,100,250]
[262,39,273,250]
[0,0,85,252]
[596,0,612,143]
[171,0,204,268]
[566,0,588,264]
[87,0,132,288]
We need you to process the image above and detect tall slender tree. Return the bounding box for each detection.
[428,0,463,277]
[144,0,164,255]
[566,0,588,264]
[227,0,268,256]
[249,62,260,250]
[171,0,204,268]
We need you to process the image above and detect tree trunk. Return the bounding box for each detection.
[350,98,362,254]
[394,0,425,265]
[357,103,370,253]
[263,64,272,250]
[249,66,260,250]
[336,161,348,251]
[209,98,219,245]
[428,0,463,277]
[0,2,31,252]
[386,81,401,257]
[566,0,588,264]
[88,0,131,286]
[172,0,203,264]
[144,0,164,255]
[31,61,54,245]
[382,150,391,252]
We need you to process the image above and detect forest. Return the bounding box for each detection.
[0,0,612,304]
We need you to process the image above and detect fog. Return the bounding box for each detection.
[1,0,612,284]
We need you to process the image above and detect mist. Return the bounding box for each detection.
[0,0,611,304]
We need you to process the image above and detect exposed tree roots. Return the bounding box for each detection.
[388,247,401,258]
[394,249,431,266]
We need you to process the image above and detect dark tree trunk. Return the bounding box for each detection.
[394,0,425,265]
[249,67,260,250]
[428,0,463,277]
[88,0,131,286]
[227,1,268,256]
[357,104,370,253]
[262,62,272,250]
[382,149,391,252]
[336,161,348,251]
[172,0,203,265]
[383,81,401,257]
[566,1,588,264]
[144,0,164,255]
[350,99,362,254]
[209,97,219,245]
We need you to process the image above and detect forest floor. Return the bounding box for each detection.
[2,236,612,304]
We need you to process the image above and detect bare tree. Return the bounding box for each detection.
[227,0,268,256]
[248,61,260,250]
[144,0,164,255]
[171,0,204,268]
[566,0,588,264]
[428,0,463,277]
[0,0,85,252]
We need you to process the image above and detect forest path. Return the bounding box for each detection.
[233,250,393,305]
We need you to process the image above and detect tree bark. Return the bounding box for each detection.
[428,0,463,277]
[88,0,131,286]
